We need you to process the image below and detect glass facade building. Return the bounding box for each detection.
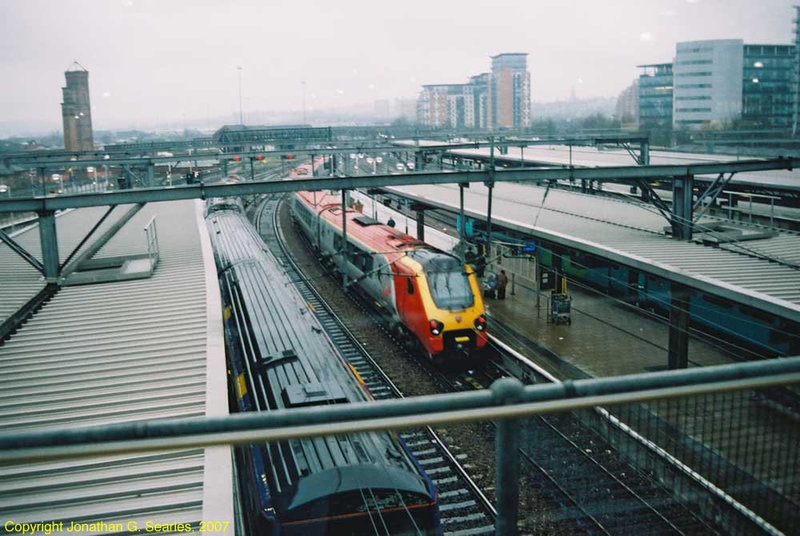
[742,44,795,128]
[638,63,673,129]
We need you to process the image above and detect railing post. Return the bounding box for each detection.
[493,377,524,536]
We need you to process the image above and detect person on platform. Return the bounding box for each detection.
[497,269,509,300]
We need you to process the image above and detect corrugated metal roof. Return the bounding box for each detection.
[449,145,800,190]
[0,200,232,530]
[0,207,115,323]
[388,182,800,322]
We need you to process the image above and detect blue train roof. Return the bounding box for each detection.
[206,207,432,510]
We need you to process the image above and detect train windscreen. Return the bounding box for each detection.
[423,255,474,311]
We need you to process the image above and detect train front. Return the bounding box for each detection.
[402,250,488,362]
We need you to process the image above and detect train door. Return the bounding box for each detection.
[393,262,425,343]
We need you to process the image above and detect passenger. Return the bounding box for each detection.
[483,273,497,299]
[497,269,509,300]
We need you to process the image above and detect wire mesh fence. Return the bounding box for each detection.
[517,385,800,534]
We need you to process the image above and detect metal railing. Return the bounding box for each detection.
[1,357,799,535]
[143,216,159,268]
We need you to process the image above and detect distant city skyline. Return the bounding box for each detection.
[0,0,796,136]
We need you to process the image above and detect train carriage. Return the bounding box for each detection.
[205,200,441,535]
[290,190,488,364]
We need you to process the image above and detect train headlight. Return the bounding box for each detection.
[474,315,487,332]
[429,319,444,336]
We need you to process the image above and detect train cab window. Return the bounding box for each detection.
[407,278,414,294]
[413,253,474,311]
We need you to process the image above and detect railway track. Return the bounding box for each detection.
[475,328,719,534]
[254,193,497,536]
[256,192,727,534]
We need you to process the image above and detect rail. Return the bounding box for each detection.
[143,216,159,267]
[1,356,799,535]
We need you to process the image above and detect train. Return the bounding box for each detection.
[205,199,441,535]
[451,208,798,356]
[290,189,489,365]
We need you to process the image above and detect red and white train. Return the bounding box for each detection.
[291,190,488,364]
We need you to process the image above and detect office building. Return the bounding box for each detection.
[61,62,94,151]
[742,44,795,128]
[468,73,490,129]
[638,63,673,129]
[488,53,531,128]
[673,40,744,128]
[793,6,800,135]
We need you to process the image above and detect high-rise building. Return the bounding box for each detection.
[417,77,489,129]
[673,40,744,129]
[417,84,457,128]
[793,6,800,135]
[61,62,94,151]
[638,63,674,129]
[742,44,795,128]
[615,80,639,129]
[468,73,490,129]
[488,53,530,128]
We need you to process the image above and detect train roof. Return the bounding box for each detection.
[206,207,431,508]
[294,190,453,264]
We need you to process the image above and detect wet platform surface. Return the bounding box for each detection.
[483,275,738,379]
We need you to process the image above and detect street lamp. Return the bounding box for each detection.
[237,66,244,125]
[87,166,96,190]
[302,80,307,124]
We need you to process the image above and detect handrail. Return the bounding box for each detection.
[1,355,798,462]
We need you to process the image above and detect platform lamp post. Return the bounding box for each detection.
[237,66,244,125]
[302,80,307,124]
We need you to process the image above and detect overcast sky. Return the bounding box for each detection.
[0,0,796,135]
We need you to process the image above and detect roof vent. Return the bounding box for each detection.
[282,381,348,408]
[353,215,381,226]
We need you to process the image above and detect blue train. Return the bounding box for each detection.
[538,246,798,357]
[456,210,797,356]
[205,199,441,535]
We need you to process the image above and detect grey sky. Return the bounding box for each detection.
[0,0,796,134]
